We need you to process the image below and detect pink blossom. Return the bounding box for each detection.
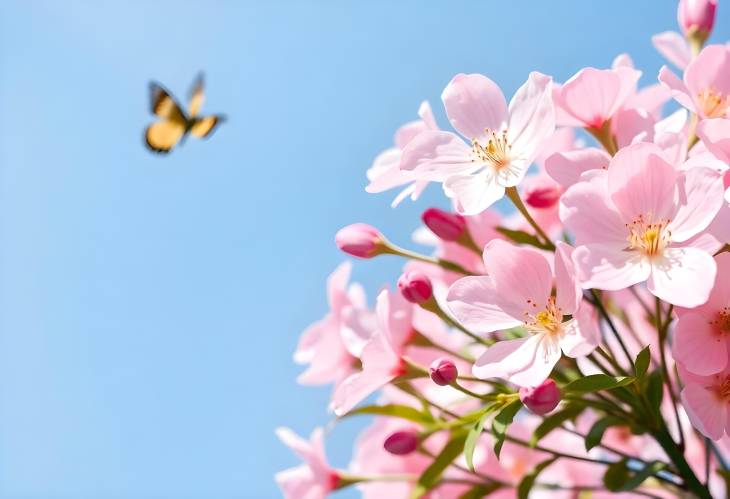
[335,223,386,258]
[332,289,414,416]
[660,44,730,119]
[365,101,439,207]
[698,118,730,165]
[275,427,340,499]
[295,262,376,386]
[446,240,599,386]
[554,65,641,129]
[560,142,724,307]
[544,147,611,188]
[400,72,555,215]
[519,379,561,415]
[653,31,692,70]
[429,357,458,386]
[421,207,467,241]
[674,253,730,375]
[680,357,730,440]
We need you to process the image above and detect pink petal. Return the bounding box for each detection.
[332,332,399,416]
[559,67,639,127]
[648,247,717,307]
[659,65,697,113]
[706,203,730,248]
[441,73,508,140]
[608,142,679,223]
[446,276,522,333]
[507,71,555,165]
[473,334,559,386]
[554,241,581,314]
[670,166,724,242]
[626,83,672,118]
[418,100,439,130]
[559,171,626,246]
[399,130,474,181]
[394,120,429,150]
[612,108,655,148]
[374,289,412,352]
[652,31,692,70]
[681,383,726,440]
[674,312,728,375]
[573,243,651,290]
[482,239,553,316]
[685,45,730,109]
[707,253,730,311]
[697,118,730,163]
[561,305,600,358]
[444,171,505,215]
[545,147,610,188]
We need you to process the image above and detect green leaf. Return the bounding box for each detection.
[646,370,664,414]
[410,430,468,499]
[495,226,551,250]
[517,457,558,499]
[585,416,622,451]
[464,412,490,471]
[530,404,583,447]
[634,346,651,378]
[603,459,666,491]
[457,483,502,499]
[492,399,522,458]
[343,404,435,424]
[564,374,635,393]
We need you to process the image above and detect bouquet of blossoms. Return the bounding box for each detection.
[276,1,730,497]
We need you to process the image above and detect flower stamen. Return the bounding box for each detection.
[625,214,671,257]
[698,88,730,118]
[471,129,511,170]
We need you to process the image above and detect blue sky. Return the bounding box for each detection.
[0,1,727,498]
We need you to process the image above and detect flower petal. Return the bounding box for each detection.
[670,166,724,242]
[648,247,717,307]
[507,71,555,165]
[399,130,474,181]
[681,383,726,440]
[442,73,508,140]
[659,65,697,113]
[444,170,505,215]
[561,305,600,358]
[555,241,581,314]
[545,147,610,188]
[673,312,728,375]
[446,276,522,334]
[573,243,651,290]
[697,118,730,163]
[652,31,691,70]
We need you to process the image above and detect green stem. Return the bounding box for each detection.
[505,186,555,250]
[653,428,711,499]
[587,120,618,155]
[656,298,685,451]
[384,245,471,276]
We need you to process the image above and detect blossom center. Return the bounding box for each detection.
[716,375,730,401]
[471,129,511,170]
[625,215,671,258]
[698,88,730,118]
[712,307,730,334]
[524,297,563,337]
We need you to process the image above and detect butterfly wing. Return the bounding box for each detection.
[188,73,205,118]
[190,115,225,139]
[145,82,188,153]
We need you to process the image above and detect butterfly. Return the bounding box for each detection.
[144,74,226,154]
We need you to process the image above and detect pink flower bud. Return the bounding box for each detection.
[335,223,385,258]
[429,357,458,386]
[678,0,717,35]
[519,379,561,415]
[525,185,561,209]
[383,429,420,455]
[397,271,433,304]
[422,208,467,241]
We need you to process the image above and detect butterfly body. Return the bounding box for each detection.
[144,74,225,154]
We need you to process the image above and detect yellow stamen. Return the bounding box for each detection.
[698,88,730,118]
[471,129,511,170]
[625,214,671,258]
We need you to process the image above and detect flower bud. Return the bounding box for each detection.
[429,357,458,386]
[335,223,386,258]
[422,208,467,241]
[678,0,717,36]
[397,271,433,304]
[383,429,420,455]
[524,185,561,209]
[519,379,561,415]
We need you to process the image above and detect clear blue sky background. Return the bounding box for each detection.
[0,1,727,498]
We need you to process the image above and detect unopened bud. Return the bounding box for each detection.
[429,357,458,386]
[335,223,386,258]
[397,271,433,304]
[422,208,467,242]
[383,429,420,455]
[678,0,717,37]
[525,185,561,209]
[519,379,561,415]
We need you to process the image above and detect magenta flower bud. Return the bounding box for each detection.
[678,0,717,36]
[525,185,561,209]
[383,429,420,455]
[397,271,433,304]
[519,379,561,415]
[422,208,467,241]
[335,223,385,258]
[429,357,458,386]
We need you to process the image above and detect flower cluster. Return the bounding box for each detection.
[278,1,730,497]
